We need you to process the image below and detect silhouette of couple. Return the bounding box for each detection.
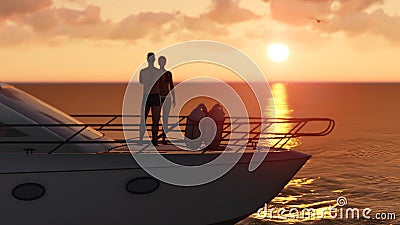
[139,52,175,146]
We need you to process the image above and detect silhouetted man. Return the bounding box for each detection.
[139,52,161,146]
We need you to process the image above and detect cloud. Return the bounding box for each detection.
[177,0,261,38]
[110,12,176,40]
[264,0,383,25]
[0,0,52,20]
[0,25,33,45]
[205,0,262,24]
[18,5,111,40]
[22,5,103,32]
[263,0,400,41]
[23,8,59,31]
[323,8,400,41]
[12,6,176,41]
[332,0,384,14]
[57,5,102,26]
[181,15,228,36]
[63,0,86,6]
[267,0,331,25]
[0,0,265,45]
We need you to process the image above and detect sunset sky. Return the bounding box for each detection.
[1,0,400,82]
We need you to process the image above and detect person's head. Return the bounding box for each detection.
[147,52,155,64]
[158,56,166,68]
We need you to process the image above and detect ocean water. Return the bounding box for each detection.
[12,83,400,224]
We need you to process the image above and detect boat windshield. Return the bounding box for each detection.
[0,86,103,140]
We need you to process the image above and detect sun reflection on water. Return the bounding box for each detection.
[245,84,345,224]
[266,83,300,149]
[250,177,342,224]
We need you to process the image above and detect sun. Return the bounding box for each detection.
[267,43,290,63]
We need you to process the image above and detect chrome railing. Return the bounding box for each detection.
[0,115,335,153]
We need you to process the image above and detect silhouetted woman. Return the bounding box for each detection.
[158,56,175,144]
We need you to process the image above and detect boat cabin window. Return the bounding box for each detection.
[0,87,103,140]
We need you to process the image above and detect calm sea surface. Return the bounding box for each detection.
[12,83,400,225]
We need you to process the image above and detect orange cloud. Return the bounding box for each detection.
[23,8,58,31]
[181,15,229,36]
[179,0,261,38]
[23,5,103,31]
[333,0,384,14]
[205,0,262,24]
[323,8,400,41]
[110,12,176,40]
[0,0,265,46]
[0,24,32,45]
[264,0,382,25]
[63,0,86,6]
[268,0,331,25]
[263,0,400,41]
[57,5,102,26]
[0,0,52,20]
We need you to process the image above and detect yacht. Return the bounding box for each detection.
[0,83,334,225]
